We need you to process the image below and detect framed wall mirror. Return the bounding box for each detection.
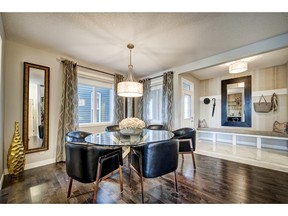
[23,62,49,153]
[221,75,251,127]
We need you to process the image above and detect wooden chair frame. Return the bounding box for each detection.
[67,149,123,203]
[129,148,178,203]
[177,138,196,170]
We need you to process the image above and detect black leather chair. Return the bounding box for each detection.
[147,124,165,130]
[65,142,123,203]
[65,130,123,203]
[105,125,120,132]
[129,140,179,203]
[172,127,196,170]
[65,130,92,142]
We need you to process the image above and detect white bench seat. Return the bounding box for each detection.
[197,128,288,149]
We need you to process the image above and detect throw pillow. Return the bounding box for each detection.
[273,121,288,134]
[198,119,208,128]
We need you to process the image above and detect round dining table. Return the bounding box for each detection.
[85,129,174,158]
[85,128,174,147]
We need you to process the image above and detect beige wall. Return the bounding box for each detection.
[0,14,5,188]
[3,40,118,172]
[199,64,288,130]
[4,41,63,170]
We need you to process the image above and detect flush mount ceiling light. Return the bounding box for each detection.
[229,61,248,74]
[117,43,143,97]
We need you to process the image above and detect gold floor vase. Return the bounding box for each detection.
[7,121,25,177]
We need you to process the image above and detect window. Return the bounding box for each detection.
[184,94,191,119]
[78,76,113,124]
[182,80,193,119]
[183,82,191,91]
[148,79,162,123]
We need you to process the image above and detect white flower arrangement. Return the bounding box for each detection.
[119,117,145,129]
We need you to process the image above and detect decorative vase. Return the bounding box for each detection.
[7,121,25,177]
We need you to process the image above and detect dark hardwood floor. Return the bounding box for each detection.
[1,153,288,204]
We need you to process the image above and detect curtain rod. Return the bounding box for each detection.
[77,65,115,77]
[148,75,163,80]
[60,60,115,77]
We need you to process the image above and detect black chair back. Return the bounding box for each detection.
[172,127,196,151]
[105,125,120,132]
[129,140,179,203]
[131,140,179,178]
[65,143,122,183]
[147,124,165,130]
[65,130,92,142]
[172,127,196,170]
[65,142,123,202]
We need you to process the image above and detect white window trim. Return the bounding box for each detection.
[80,122,112,128]
[96,92,101,122]
[78,77,113,89]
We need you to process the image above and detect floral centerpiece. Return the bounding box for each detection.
[119,117,145,135]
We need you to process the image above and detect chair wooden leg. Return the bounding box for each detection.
[189,138,196,170]
[129,165,132,188]
[174,171,178,193]
[119,165,123,192]
[140,175,144,203]
[191,151,196,170]
[93,179,100,203]
[181,154,184,160]
[67,177,73,198]
[93,162,102,203]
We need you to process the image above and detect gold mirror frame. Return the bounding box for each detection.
[23,62,49,153]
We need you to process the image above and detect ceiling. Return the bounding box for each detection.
[2,12,288,80]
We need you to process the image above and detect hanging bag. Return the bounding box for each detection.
[253,94,272,113]
[271,93,278,112]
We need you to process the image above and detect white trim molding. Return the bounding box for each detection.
[252,88,287,97]
[4,158,56,175]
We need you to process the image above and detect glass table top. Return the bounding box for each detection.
[85,129,174,147]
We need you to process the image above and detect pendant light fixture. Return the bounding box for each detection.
[117,43,143,97]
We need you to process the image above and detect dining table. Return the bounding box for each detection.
[85,129,174,158]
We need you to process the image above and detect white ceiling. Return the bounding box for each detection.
[2,12,288,80]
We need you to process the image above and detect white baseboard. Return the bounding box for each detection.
[0,172,4,190]
[4,158,56,175]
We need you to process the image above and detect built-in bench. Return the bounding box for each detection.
[197,127,288,149]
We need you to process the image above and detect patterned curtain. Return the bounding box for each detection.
[114,74,125,124]
[137,79,151,125]
[56,60,79,162]
[162,71,173,130]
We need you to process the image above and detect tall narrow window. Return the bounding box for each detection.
[148,78,162,124]
[181,78,194,128]
[184,94,191,119]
